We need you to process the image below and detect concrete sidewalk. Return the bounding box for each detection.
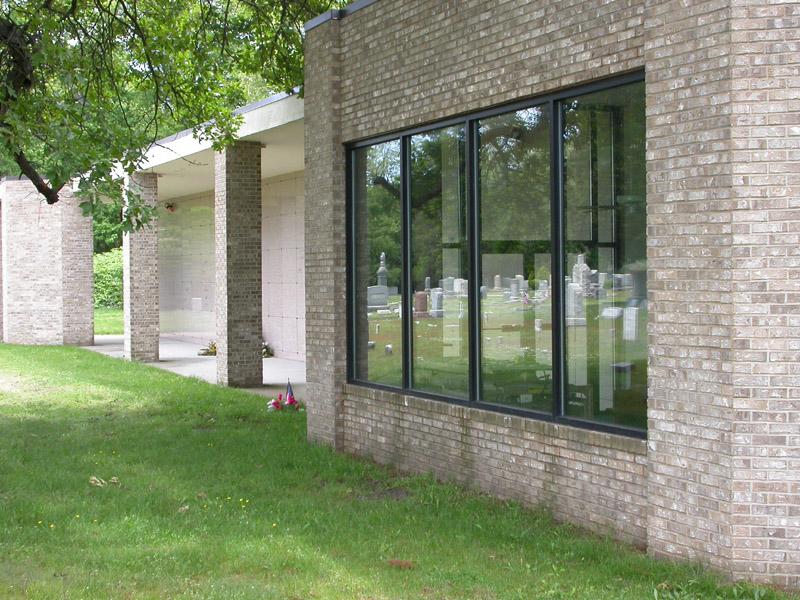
[85,335,306,398]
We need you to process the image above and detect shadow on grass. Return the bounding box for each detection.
[0,345,793,600]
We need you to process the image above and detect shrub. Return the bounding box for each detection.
[93,248,123,308]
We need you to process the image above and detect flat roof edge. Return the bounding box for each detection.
[305,0,379,32]
[155,87,301,146]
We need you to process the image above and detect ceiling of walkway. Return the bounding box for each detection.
[152,119,304,200]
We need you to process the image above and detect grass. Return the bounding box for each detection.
[0,345,794,600]
[94,307,123,335]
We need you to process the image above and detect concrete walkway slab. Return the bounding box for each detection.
[85,335,306,399]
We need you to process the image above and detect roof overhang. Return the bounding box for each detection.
[139,92,304,201]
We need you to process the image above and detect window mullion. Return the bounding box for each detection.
[550,99,565,418]
[401,135,412,391]
[467,120,481,403]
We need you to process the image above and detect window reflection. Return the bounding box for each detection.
[353,141,403,386]
[562,82,647,429]
[478,106,552,411]
[410,126,469,398]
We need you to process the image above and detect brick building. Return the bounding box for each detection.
[1,0,796,587]
[302,0,800,587]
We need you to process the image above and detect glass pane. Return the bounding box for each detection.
[410,126,469,398]
[352,141,403,386]
[478,105,552,411]
[562,81,647,429]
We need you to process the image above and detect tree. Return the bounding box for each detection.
[0,0,343,227]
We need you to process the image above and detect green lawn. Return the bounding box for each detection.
[0,345,792,600]
[94,307,123,335]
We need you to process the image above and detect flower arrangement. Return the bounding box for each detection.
[267,392,303,412]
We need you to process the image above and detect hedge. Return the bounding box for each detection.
[93,248,123,308]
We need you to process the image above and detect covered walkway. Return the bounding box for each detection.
[85,335,306,398]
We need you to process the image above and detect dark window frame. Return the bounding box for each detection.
[345,71,647,440]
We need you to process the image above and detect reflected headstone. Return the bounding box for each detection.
[430,288,444,318]
[509,279,520,299]
[377,252,388,287]
[480,285,488,300]
[414,291,428,317]
[367,285,389,311]
[565,283,586,326]
[572,254,592,295]
[493,274,502,290]
[440,277,455,295]
[623,306,639,341]
[424,276,431,291]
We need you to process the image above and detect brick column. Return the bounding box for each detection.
[123,172,159,361]
[0,178,92,345]
[645,0,800,587]
[61,188,94,345]
[727,2,800,586]
[215,141,263,387]
[304,18,347,448]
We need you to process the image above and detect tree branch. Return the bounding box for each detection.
[14,149,62,203]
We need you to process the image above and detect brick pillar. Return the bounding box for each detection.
[215,141,263,387]
[726,2,800,587]
[123,172,159,361]
[304,18,347,448]
[645,0,799,587]
[61,188,94,345]
[0,178,92,345]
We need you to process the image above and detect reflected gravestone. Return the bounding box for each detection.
[414,291,428,317]
[565,283,586,326]
[376,252,388,287]
[367,286,389,311]
[424,276,431,291]
[429,288,444,318]
[367,251,389,311]
[623,306,639,341]
[440,277,455,295]
[480,285,488,300]
[572,254,592,295]
[494,274,502,290]
[538,280,549,300]
[509,279,520,299]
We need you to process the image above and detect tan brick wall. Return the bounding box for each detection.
[644,0,737,575]
[1,179,92,345]
[727,1,800,587]
[337,0,645,141]
[61,186,94,345]
[345,385,648,544]
[306,0,649,540]
[305,0,799,586]
[305,19,348,447]
[215,141,263,387]
[124,172,160,361]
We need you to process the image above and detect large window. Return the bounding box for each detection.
[410,126,470,398]
[352,141,403,387]
[479,106,552,412]
[348,75,647,435]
